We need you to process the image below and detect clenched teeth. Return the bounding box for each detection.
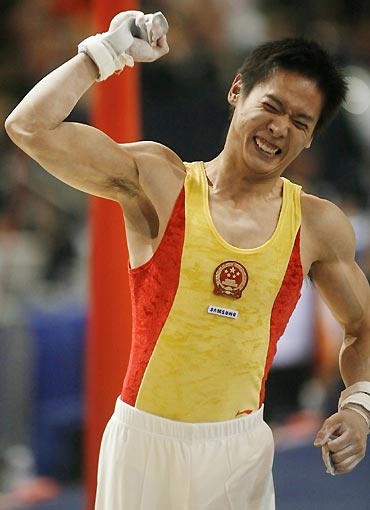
[255,136,281,155]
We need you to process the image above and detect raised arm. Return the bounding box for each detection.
[304,196,370,474]
[4,11,174,204]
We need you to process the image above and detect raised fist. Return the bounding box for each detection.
[78,10,169,81]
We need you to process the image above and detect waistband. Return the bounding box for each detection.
[113,398,265,440]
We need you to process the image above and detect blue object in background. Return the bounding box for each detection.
[26,301,86,482]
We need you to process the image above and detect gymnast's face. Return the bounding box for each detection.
[227,69,323,177]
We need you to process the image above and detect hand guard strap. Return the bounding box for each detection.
[338,382,370,432]
[340,403,370,429]
[339,381,370,402]
[78,17,136,82]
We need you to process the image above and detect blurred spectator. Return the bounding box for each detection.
[0,1,89,505]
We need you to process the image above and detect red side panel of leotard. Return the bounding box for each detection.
[259,228,303,407]
[120,188,185,405]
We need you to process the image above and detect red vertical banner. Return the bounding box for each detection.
[85,1,140,508]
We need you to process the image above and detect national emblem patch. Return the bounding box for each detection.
[213,260,248,299]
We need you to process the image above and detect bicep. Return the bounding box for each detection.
[312,241,370,386]
[308,199,370,330]
[21,121,139,201]
[311,258,370,330]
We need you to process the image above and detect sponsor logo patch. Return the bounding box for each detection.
[213,260,248,299]
[208,305,238,319]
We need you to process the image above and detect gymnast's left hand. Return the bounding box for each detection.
[314,408,368,475]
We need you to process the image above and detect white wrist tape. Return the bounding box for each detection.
[338,382,370,431]
[78,16,137,81]
[339,381,370,403]
[77,11,168,82]
[339,393,370,413]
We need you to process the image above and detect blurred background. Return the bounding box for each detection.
[0,0,369,509]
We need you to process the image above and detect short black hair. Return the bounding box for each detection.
[238,38,348,134]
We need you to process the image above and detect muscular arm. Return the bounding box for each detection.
[304,196,370,474]
[4,14,183,244]
[5,54,139,201]
[308,200,370,386]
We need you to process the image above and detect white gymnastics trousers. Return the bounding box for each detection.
[95,398,275,510]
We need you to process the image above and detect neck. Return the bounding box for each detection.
[204,151,283,201]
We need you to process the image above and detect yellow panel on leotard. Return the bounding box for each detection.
[135,162,302,422]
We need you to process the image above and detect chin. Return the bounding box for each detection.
[244,152,283,177]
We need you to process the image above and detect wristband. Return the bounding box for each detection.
[339,381,370,404]
[338,382,370,432]
[78,11,168,82]
[78,33,134,82]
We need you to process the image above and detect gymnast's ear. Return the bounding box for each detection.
[228,74,243,106]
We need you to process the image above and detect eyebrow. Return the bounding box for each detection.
[265,94,316,124]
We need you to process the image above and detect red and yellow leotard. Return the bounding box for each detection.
[121,162,303,422]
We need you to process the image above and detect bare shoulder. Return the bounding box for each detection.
[120,140,186,176]
[300,193,370,332]
[301,191,356,263]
